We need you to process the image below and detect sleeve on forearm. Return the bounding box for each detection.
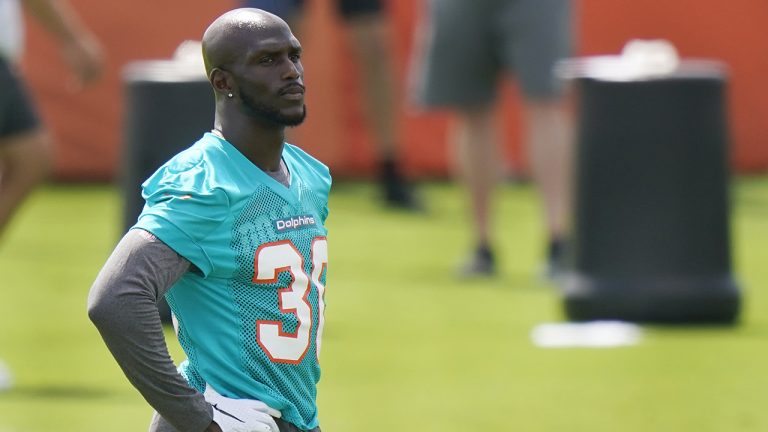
[87,229,213,432]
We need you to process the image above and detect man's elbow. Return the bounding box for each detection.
[87,286,114,329]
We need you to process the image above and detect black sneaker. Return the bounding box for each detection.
[382,181,422,210]
[458,245,496,278]
[544,238,567,281]
[379,158,422,211]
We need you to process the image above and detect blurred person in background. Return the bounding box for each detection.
[89,8,329,432]
[0,0,102,389]
[0,0,102,240]
[242,0,420,210]
[411,0,574,277]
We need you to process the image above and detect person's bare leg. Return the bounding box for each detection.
[0,129,53,240]
[345,13,397,160]
[281,8,306,41]
[454,106,500,276]
[346,13,418,209]
[524,97,574,274]
[274,9,306,145]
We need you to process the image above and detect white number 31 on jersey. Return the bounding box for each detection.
[252,237,328,364]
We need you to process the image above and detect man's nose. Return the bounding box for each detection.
[282,59,302,80]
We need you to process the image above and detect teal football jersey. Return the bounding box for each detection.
[133,132,331,430]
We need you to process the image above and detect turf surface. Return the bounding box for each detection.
[0,179,766,431]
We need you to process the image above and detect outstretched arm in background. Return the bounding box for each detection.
[23,0,102,85]
[0,0,103,241]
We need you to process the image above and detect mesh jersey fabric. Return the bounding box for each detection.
[133,132,331,430]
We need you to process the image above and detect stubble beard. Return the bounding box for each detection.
[240,88,306,127]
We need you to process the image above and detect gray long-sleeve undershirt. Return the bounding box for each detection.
[87,229,212,432]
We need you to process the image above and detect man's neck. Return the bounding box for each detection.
[214,121,285,172]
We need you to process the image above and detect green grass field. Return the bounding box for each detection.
[0,178,767,432]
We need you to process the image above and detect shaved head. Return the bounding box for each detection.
[202,8,290,77]
[201,8,305,128]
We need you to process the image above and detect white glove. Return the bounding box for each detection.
[204,385,281,432]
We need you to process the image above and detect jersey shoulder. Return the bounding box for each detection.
[141,134,229,198]
[284,143,332,199]
[134,135,231,275]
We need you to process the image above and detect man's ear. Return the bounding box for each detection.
[210,68,234,98]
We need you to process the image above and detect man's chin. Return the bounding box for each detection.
[283,117,305,127]
[241,96,306,126]
[281,106,307,127]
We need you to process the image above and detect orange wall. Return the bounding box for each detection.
[21,0,237,180]
[576,0,768,172]
[21,0,768,181]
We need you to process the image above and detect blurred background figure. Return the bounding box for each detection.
[0,0,102,388]
[411,0,574,277]
[242,0,420,210]
[0,0,102,241]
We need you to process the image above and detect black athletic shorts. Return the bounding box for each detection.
[243,0,381,19]
[275,417,321,432]
[0,56,40,139]
[337,0,381,17]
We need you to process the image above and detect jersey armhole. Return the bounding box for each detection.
[131,217,214,277]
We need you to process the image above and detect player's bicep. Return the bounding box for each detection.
[87,229,190,319]
[131,228,193,296]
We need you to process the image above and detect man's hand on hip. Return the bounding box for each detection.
[204,385,281,432]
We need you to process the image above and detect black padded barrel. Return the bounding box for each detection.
[563,68,741,323]
[121,61,214,322]
[121,61,214,233]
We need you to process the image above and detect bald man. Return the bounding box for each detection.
[88,9,329,432]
